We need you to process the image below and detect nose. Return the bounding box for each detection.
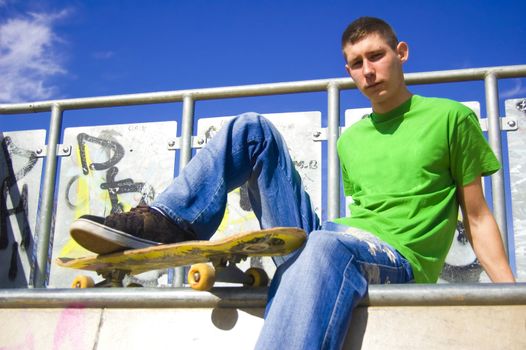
[362,59,374,77]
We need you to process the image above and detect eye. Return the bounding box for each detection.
[349,59,362,69]
[369,52,385,62]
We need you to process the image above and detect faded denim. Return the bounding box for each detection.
[151,113,413,349]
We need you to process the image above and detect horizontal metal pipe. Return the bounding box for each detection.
[1,65,526,114]
[0,287,267,309]
[365,283,526,307]
[1,283,524,309]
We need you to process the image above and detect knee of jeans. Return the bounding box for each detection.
[302,230,345,261]
[235,112,274,131]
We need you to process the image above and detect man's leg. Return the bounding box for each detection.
[71,112,319,253]
[152,112,320,239]
[255,224,414,350]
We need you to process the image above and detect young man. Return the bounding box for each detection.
[71,17,515,350]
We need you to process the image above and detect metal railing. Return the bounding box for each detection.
[1,283,525,308]
[1,64,526,288]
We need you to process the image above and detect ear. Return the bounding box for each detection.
[396,41,409,63]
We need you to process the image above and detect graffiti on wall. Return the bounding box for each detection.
[440,220,483,282]
[49,122,177,287]
[0,131,45,287]
[64,132,155,216]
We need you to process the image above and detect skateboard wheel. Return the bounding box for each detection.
[72,275,95,288]
[244,267,269,287]
[188,263,215,291]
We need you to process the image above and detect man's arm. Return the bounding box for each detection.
[457,176,515,282]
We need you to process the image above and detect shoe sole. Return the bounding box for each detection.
[70,218,160,255]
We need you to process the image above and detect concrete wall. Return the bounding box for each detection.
[1,284,525,350]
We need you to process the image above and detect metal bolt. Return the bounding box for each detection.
[36,148,43,154]
[313,131,322,138]
[168,141,175,147]
[507,120,517,128]
[197,138,205,145]
[63,147,70,153]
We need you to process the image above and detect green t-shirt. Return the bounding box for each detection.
[334,95,500,283]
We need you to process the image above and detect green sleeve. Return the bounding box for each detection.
[449,112,501,186]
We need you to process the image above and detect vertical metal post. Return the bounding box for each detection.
[484,73,509,256]
[180,95,195,167]
[173,94,195,287]
[34,104,63,288]
[327,82,341,220]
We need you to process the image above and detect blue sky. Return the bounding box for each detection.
[1,0,525,131]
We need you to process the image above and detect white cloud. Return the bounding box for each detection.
[501,78,526,99]
[0,10,69,102]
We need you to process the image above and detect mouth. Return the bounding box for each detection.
[365,82,382,90]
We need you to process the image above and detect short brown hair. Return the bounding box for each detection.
[341,17,399,50]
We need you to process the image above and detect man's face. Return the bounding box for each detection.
[343,33,408,111]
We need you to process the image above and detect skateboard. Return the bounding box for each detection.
[56,227,306,290]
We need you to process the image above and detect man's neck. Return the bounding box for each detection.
[372,89,413,114]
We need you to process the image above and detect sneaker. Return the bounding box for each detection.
[70,205,196,254]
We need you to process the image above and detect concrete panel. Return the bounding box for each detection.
[344,305,526,350]
[506,98,526,281]
[0,305,524,349]
[0,308,102,350]
[96,308,264,349]
[0,130,45,288]
[49,121,178,288]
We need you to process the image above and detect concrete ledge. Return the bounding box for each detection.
[0,284,525,349]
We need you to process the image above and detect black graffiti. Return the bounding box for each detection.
[77,132,125,175]
[440,260,482,283]
[293,159,319,170]
[204,125,219,143]
[456,219,469,245]
[0,137,36,250]
[64,175,82,210]
[101,166,155,214]
[1,136,38,183]
[3,184,31,250]
[239,183,252,211]
[440,220,482,283]
[516,99,526,113]
[0,136,37,283]
[9,242,18,281]
[0,184,7,250]
[68,132,155,215]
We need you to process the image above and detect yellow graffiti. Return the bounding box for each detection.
[217,188,257,233]
[60,142,136,258]
[59,238,95,258]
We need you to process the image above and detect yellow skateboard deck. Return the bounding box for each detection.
[56,227,306,289]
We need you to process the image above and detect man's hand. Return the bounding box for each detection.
[457,176,515,283]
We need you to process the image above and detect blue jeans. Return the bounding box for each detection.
[256,222,414,350]
[152,113,414,350]
[153,112,319,239]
